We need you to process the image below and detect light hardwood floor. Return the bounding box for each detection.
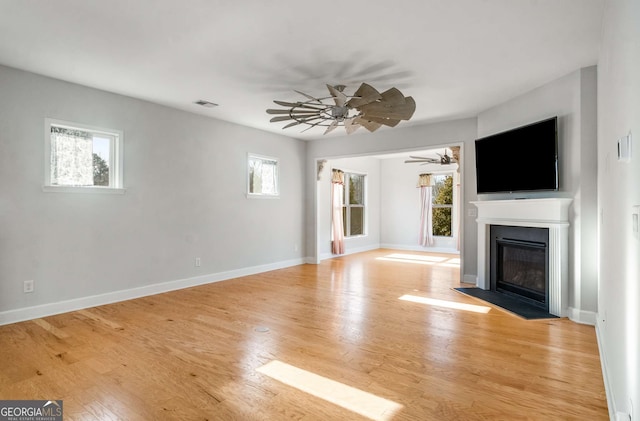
[0,250,608,420]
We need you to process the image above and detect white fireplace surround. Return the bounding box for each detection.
[471,198,572,317]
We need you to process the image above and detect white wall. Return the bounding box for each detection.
[597,0,640,418]
[316,156,381,259]
[0,65,307,323]
[379,157,460,252]
[476,66,599,322]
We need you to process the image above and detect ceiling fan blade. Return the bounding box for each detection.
[324,120,339,135]
[404,159,437,163]
[379,87,406,105]
[359,115,401,127]
[270,115,294,123]
[300,119,327,132]
[360,96,416,121]
[346,83,382,108]
[266,108,320,115]
[273,100,326,110]
[294,90,324,104]
[281,116,324,129]
[270,114,321,123]
[354,116,382,133]
[344,117,361,134]
[326,84,347,107]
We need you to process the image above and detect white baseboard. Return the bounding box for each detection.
[566,307,597,326]
[319,244,381,261]
[462,274,478,285]
[596,317,618,421]
[0,258,306,326]
[317,244,461,261]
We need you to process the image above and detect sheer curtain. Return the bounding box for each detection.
[331,169,345,255]
[418,173,434,247]
[50,126,93,186]
[451,146,462,251]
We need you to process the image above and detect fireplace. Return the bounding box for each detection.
[490,225,549,309]
[471,198,571,317]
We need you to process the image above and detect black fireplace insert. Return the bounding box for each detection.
[490,225,549,309]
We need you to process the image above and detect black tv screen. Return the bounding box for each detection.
[475,117,558,194]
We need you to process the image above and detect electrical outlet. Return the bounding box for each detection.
[23,280,34,293]
[195,257,201,267]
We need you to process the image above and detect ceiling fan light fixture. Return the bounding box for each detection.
[266,83,415,135]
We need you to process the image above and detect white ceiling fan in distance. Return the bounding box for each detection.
[404,147,460,166]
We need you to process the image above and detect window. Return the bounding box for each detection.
[432,173,453,237]
[343,172,366,237]
[248,154,279,197]
[44,119,124,192]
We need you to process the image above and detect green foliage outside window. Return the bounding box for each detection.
[343,173,365,236]
[93,153,110,186]
[432,175,453,237]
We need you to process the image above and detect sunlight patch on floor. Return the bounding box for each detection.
[377,253,460,267]
[257,360,403,421]
[399,294,491,314]
[385,253,448,262]
[438,262,462,268]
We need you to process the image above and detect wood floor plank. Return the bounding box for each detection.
[0,250,608,420]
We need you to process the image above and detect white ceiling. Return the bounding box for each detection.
[0,0,604,141]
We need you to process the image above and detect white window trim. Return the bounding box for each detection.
[41,185,126,194]
[43,118,125,194]
[247,153,280,199]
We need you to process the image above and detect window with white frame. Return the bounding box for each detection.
[432,173,453,237]
[343,172,366,237]
[45,119,123,191]
[248,154,279,197]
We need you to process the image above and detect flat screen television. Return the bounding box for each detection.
[474,116,558,194]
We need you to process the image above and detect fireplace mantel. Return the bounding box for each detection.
[471,198,572,317]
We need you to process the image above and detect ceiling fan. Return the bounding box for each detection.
[404,148,460,165]
[266,83,415,135]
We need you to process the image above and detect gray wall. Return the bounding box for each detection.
[380,156,460,252]
[0,65,307,320]
[597,0,640,417]
[476,66,598,319]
